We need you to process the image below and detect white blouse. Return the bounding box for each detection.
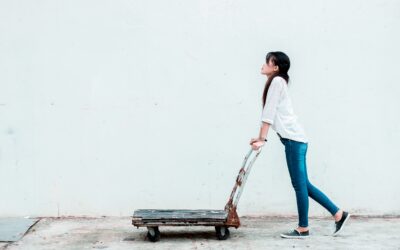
[260,76,308,143]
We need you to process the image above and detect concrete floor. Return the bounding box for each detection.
[1,216,400,250]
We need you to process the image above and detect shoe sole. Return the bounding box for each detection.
[280,234,309,239]
[333,213,351,237]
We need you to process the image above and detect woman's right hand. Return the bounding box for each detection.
[250,138,259,145]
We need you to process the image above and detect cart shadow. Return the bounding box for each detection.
[160,231,216,240]
[136,231,213,241]
[131,229,246,242]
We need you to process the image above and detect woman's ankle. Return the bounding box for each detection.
[334,209,343,222]
[296,226,309,232]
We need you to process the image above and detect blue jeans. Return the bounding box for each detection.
[279,135,340,227]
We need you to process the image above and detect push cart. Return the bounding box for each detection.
[132,147,262,242]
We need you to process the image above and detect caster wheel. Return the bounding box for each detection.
[215,226,230,240]
[147,227,160,242]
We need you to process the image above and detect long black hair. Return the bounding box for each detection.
[262,51,290,107]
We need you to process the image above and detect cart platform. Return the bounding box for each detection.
[132,209,228,227]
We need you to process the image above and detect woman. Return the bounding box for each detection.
[250,51,350,239]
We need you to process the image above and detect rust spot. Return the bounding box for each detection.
[223,166,248,228]
[224,205,240,228]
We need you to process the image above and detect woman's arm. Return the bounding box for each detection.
[258,121,271,140]
[250,121,271,149]
[251,78,283,149]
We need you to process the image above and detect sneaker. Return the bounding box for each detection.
[333,211,350,236]
[280,229,310,239]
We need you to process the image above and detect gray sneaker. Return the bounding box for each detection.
[280,229,310,239]
[333,211,351,236]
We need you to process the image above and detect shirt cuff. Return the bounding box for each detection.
[261,118,274,125]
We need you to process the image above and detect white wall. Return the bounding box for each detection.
[0,0,399,217]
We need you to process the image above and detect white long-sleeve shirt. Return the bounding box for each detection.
[260,76,308,143]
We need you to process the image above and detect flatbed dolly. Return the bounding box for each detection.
[132,148,262,242]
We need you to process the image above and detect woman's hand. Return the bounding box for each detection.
[250,138,265,150]
[250,138,259,144]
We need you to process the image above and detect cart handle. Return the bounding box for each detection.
[225,146,263,211]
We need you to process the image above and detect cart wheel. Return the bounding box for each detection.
[215,226,230,240]
[146,227,160,242]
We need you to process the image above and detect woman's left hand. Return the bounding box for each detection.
[251,139,265,150]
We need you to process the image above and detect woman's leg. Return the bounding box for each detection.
[306,180,340,216]
[302,146,340,216]
[302,147,351,236]
[284,139,309,228]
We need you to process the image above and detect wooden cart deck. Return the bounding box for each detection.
[132,209,228,227]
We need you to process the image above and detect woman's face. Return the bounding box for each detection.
[261,59,279,77]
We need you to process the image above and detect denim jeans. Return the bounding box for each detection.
[279,135,340,227]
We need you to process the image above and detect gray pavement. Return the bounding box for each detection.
[1,216,400,249]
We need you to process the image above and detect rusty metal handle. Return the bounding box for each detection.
[225,147,263,211]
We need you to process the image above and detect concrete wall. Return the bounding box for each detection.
[1,0,399,217]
